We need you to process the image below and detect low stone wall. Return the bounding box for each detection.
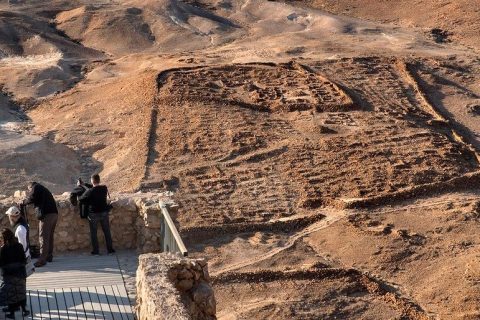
[136,253,216,320]
[0,192,174,253]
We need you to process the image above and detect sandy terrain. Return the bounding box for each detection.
[303,0,480,52]
[0,88,81,194]
[1,0,480,318]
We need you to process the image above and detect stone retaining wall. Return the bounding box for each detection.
[0,192,174,253]
[136,253,216,320]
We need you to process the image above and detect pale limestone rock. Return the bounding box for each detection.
[13,190,26,198]
[136,254,216,320]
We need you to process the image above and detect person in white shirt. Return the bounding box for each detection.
[5,207,30,259]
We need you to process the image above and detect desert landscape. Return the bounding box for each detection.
[1,0,480,318]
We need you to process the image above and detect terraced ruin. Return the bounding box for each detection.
[143,59,480,229]
[160,63,355,112]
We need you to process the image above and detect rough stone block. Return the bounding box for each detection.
[136,253,216,320]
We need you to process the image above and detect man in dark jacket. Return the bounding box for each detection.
[79,174,115,255]
[22,182,58,267]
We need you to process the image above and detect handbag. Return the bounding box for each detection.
[26,256,35,277]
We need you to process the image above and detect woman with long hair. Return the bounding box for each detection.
[0,228,29,318]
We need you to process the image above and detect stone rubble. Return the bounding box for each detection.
[136,253,216,320]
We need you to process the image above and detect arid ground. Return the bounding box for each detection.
[1,0,480,318]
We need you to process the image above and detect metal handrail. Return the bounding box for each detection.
[159,201,188,256]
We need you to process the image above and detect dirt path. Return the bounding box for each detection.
[211,209,350,275]
[212,191,479,276]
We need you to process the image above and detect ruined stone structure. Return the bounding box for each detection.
[136,253,216,320]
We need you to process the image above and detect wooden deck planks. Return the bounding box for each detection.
[0,253,138,320]
[28,254,125,291]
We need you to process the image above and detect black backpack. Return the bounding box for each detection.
[70,185,90,219]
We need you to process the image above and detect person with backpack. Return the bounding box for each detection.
[0,228,30,318]
[22,182,58,267]
[79,174,115,255]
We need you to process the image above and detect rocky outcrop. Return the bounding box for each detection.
[136,253,216,320]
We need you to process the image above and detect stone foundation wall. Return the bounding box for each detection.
[0,193,173,253]
[136,253,216,320]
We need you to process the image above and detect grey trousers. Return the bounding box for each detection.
[38,213,58,263]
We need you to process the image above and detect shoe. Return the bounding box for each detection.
[23,310,30,317]
[47,256,53,262]
[5,313,15,319]
[107,249,116,255]
[34,261,46,268]
[91,251,100,256]
[2,307,9,312]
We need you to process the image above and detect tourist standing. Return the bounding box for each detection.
[22,182,58,267]
[0,228,30,318]
[5,206,34,278]
[5,207,30,259]
[79,174,115,255]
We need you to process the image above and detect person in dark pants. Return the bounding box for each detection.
[79,174,115,255]
[0,228,30,319]
[22,182,58,267]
